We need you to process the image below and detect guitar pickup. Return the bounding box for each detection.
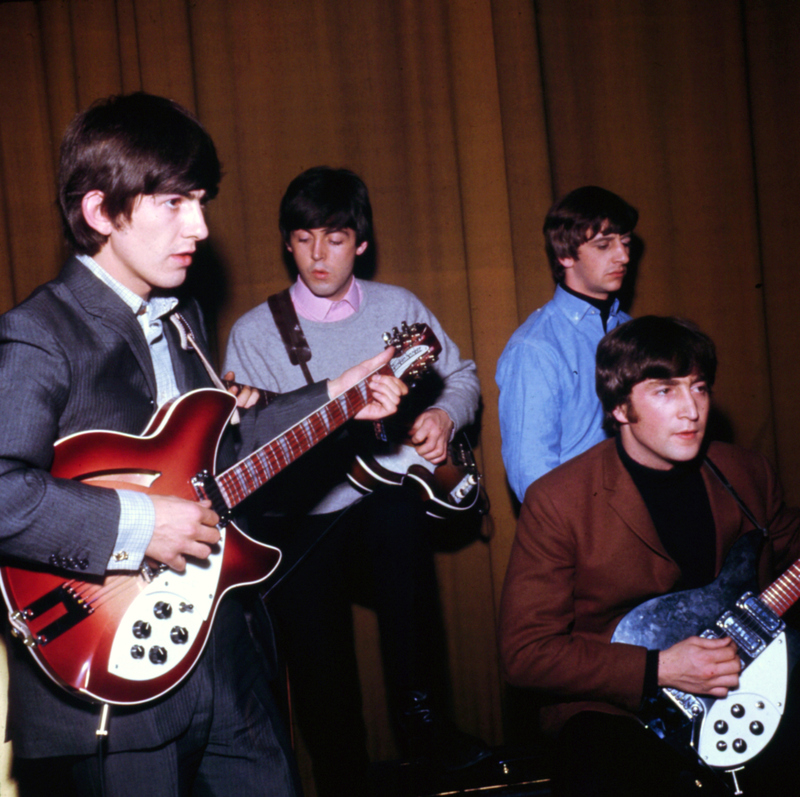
[717,611,766,657]
[738,593,784,637]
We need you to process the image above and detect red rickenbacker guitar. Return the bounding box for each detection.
[347,431,483,519]
[0,323,440,706]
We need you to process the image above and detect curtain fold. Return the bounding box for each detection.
[1,1,799,792]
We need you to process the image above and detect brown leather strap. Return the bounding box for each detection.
[267,288,314,385]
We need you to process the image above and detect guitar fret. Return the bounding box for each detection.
[215,382,371,508]
[761,562,800,616]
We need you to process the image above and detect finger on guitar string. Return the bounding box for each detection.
[355,372,408,421]
[146,496,222,572]
[658,635,742,698]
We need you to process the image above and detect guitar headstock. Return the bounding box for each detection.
[383,322,442,384]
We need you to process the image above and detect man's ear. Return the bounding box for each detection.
[558,256,575,270]
[356,240,368,257]
[81,191,115,236]
[612,404,630,427]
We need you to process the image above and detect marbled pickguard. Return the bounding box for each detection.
[611,531,762,649]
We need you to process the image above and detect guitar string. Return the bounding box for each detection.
[216,382,370,508]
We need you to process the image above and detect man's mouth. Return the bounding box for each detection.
[172,250,195,266]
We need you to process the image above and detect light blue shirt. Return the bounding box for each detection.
[496,285,631,502]
[77,255,179,570]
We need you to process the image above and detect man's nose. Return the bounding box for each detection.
[185,200,208,240]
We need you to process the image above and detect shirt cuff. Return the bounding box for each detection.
[108,489,155,570]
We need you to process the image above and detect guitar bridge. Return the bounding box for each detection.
[10,583,94,646]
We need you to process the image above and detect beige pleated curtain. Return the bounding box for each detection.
[1,0,799,792]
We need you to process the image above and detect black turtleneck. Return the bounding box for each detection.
[617,437,717,698]
[561,283,615,331]
[617,436,716,591]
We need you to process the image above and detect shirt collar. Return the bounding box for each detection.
[291,275,362,322]
[552,283,620,325]
[76,254,178,320]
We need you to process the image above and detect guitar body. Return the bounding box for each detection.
[612,531,798,771]
[347,432,482,518]
[0,322,442,706]
[0,389,281,706]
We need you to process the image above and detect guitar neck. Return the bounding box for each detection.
[760,559,800,617]
[213,374,376,509]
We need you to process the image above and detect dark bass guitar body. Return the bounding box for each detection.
[348,431,483,519]
[612,531,800,773]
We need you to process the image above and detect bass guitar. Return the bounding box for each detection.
[611,530,800,782]
[347,430,483,519]
[0,323,440,706]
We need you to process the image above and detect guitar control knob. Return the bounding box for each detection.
[149,646,168,664]
[731,704,745,718]
[750,721,764,735]
[131,645,145,659]
[716,741,727,751]
[733,738,747,754]
[170,626,189,644]
[132,620,152,639]
[713,720,728,734]
[153,601,172,619]
[180,602,194,613]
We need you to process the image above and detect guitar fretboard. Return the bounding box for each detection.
[760,559,800,616]
[214,381,371,508]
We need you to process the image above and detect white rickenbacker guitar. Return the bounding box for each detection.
[0,323,440,706]
[612,531,800,788]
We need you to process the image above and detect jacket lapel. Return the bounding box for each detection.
[601,440,673,562]
[702,453,749,574]
[60,258,158,401]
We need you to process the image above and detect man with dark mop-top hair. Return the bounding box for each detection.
[225,166,488,796]
[499,315,800,796]
[0,93,405,796]
[496,186,638,502]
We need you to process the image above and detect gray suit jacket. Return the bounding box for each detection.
[0,257,328,756]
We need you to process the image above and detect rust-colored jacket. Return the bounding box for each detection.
[498,438,800,735]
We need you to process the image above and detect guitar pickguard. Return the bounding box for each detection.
[611,531,800,771]
[696,633,787,768]
[106,534,223,684]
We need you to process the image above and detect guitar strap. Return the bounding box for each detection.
[267,289,387,440]
[704,456,769,537]
[267,288,314,385]
[170,311,245,423]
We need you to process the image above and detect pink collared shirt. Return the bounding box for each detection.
[291,276,363,322]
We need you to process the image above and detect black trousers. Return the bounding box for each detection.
[263,487,449,796]
[14,599,300,797]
